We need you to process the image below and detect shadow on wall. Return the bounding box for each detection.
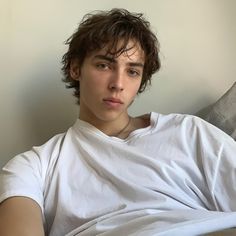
[19,59,78,148]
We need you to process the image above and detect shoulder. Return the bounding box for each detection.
[150,112,234,143]
[150,112,200,129]
[32,132,66,160]
[0,129,72,210]
[152,111,218,128]
[1,128,73,187]
[1,132,66,185]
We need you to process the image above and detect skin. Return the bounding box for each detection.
[70,40,147,137]
[0,197,45,236]
[0,41,148,235]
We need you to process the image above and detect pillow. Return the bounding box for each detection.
[196,82,236,140]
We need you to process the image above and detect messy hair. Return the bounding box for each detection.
[61,8,161,104]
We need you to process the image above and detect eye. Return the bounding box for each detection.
[127,68,141,78]
[96,63,110,70]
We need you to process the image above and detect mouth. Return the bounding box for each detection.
[103,97,124,108]
[103,98,123,104]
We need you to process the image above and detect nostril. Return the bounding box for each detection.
[109,83,124,91]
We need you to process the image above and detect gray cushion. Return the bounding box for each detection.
[196,82,236,140]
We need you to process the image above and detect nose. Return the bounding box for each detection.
[108,71,124,92]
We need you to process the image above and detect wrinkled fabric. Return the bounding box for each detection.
[1,112,236,235]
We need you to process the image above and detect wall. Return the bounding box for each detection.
[0,0,236,167]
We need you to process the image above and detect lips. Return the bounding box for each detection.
[103,97,124,108]
[103,98,123,104]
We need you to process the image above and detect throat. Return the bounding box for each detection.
[115,116,131,138]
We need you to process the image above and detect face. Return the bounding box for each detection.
[71,40,145,125]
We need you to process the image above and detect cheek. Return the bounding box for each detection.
[132,80,142,94]
[127,84,141,101]
[85,70,107,87]
[80,71,99,90]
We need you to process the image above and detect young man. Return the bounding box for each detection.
[0,8,236,236]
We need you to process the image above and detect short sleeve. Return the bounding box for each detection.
[0,150,44,213]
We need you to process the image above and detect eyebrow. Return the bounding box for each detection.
[93,55,144,68]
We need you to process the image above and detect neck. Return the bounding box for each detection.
[79,112,131,137]
[114,116,131,137]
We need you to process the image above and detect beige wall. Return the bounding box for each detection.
[1,0,236,167]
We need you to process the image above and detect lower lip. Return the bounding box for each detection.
[103,100,123,108]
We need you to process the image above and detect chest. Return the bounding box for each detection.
[44,141,211,235]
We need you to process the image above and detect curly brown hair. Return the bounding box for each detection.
[61,8,161,104]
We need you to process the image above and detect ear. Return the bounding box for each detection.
[70,59,80,81]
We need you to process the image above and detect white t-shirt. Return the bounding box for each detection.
[1,112,236,235]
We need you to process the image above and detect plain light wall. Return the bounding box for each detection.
[0,0,236,168]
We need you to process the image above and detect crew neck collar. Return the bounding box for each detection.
[72,112,158,142]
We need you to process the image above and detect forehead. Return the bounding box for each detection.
[89,39,145,62]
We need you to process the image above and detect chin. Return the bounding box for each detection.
[96,111,124,122]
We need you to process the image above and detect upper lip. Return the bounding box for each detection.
[103,97,123,104]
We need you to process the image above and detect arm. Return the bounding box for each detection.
[0,197,45,236]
